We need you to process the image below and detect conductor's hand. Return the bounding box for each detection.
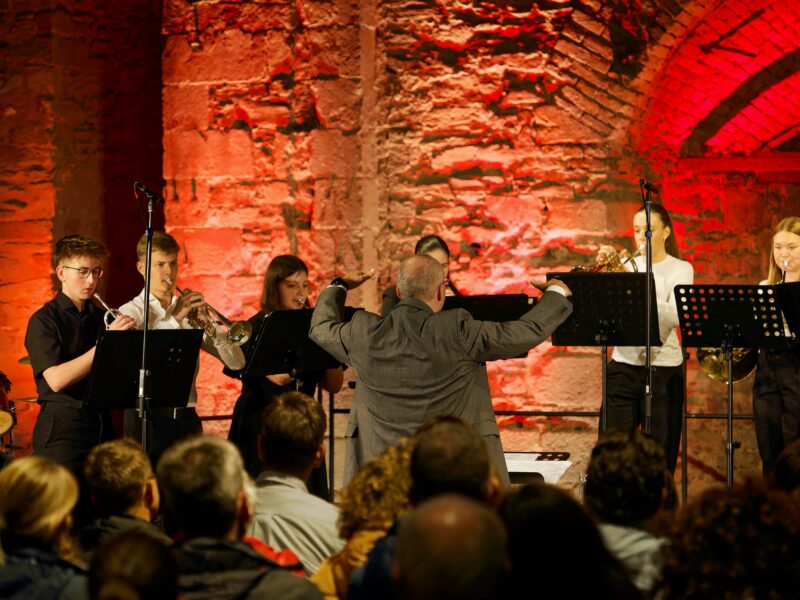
[529,278,572,297]
[174,290,204,322]
[108,314,137,331]
[341,269,375,291]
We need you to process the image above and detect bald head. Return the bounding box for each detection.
[394,494,508,600]
[397,255,445,306]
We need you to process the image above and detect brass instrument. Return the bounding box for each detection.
[167,279,252,347]
[93,293,124,329]
[573,244,643,273]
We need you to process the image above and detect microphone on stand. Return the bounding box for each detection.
[639,178,659,195]
[134,182,165,205]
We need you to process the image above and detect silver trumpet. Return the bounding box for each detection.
[93,293,124,329]
[166,279,252,347]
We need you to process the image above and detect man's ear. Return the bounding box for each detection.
[55,265,65,282]
[312,443,326,469]
[136,260,146,277]
[396,285,404,299]
[145,477,160,515]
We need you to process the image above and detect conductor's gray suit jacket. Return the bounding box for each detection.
[309,286,572,485]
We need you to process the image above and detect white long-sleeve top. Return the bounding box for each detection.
[118,289,245,407]
[612,254,694,367]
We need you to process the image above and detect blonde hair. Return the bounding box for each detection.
[767,217,800,284]
[136,231,180,261]
[337,438,414,540]
[0,456,79,562]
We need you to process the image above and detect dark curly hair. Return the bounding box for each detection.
[584,429,668,527]
[656,478,800,599]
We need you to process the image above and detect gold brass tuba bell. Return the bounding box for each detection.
[696,347,757,383]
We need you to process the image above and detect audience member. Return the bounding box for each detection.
[773,437,800,493]
[156,435,322,599]
[584,430,671,592]
[80,439,169,555]
[353,417,497,600]
[311,439,413,600]
[393,494,508,600]
[656,478,800,598]
[89,530,178,600]
[248,391,344,575]
[498,483,642,599]
[0,456,87,599]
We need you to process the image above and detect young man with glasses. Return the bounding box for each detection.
[24,234,136,472]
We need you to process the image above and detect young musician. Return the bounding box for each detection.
[227,255,343,498]
[380,234,462,316]
[753,217,800,475]
[118,231,245,461]
[24,235,136,472]
[598,203,694,472]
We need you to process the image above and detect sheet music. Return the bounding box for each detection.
[504,452,572,484]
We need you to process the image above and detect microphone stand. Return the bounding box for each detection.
[640,179,654,434]
[136,190,159,452]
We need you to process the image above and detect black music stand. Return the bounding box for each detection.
[777,282,800,341]
[84,330,202,411]
[243,308,359,378]
[547,272,660,431]
[675,284,788,486]
[443,294,535,321]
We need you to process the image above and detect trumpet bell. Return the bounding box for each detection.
[226,320,252,347]
[696,347,758,383]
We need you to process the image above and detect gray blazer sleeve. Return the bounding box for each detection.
[309,286,352,365]
[461,291,573,363]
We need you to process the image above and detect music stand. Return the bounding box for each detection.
[84,330,203,411]
[547,272,661,431]
[675,284,788,486]
[243,308,359,378]
[777,282,800,341]
[444,294,535,321]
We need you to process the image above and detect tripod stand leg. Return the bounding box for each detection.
[726,353,735,487]
[601,346,608,432]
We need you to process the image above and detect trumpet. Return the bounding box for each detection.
[166,279,252,347]
[93,293,124,329]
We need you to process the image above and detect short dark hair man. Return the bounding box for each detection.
[248,391,344,575]
[310,254,571,486]
[80,438,168,555]
[584,429,671,592]
[24,235,136,472]
[156,435,321,600]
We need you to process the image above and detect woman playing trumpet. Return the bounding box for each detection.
[753,217,800,475]
[118,231,245,462]
[598,203,693,473]
[227,254,343,499]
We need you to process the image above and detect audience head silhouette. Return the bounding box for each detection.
[394,494,508,600]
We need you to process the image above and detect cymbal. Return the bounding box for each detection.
[13,397,37,403]
[18,356,30,365]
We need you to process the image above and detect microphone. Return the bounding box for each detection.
[639,178,659,194]
[134,182,165,205]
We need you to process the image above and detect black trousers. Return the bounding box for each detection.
[123,407,203,467]
[753,347,800,476]
[32,402,112,473]
[603,360,684,472]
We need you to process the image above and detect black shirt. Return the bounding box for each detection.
[24,292,105,408]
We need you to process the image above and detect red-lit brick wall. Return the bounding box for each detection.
[0,0,162,441]
[162,0,800,493]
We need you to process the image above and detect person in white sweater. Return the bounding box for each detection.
[597,203,694,472]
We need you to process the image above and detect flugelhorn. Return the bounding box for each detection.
[93,293,124,329]
[166,279,252,347]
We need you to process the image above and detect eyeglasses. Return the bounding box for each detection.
[61,265,104,279]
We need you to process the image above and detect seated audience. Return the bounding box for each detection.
[80,438,169,555]
[773,437,800,494]
[353,417,499,599]
[393,494,508,600]
[89,529,178,600]
[498,483,642,599]
[0,456,87,599]
[311,439,413,600]
[584,430,671,592]
[248,391,344,575]
[656,478,800,598]
[156,435,322,599]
